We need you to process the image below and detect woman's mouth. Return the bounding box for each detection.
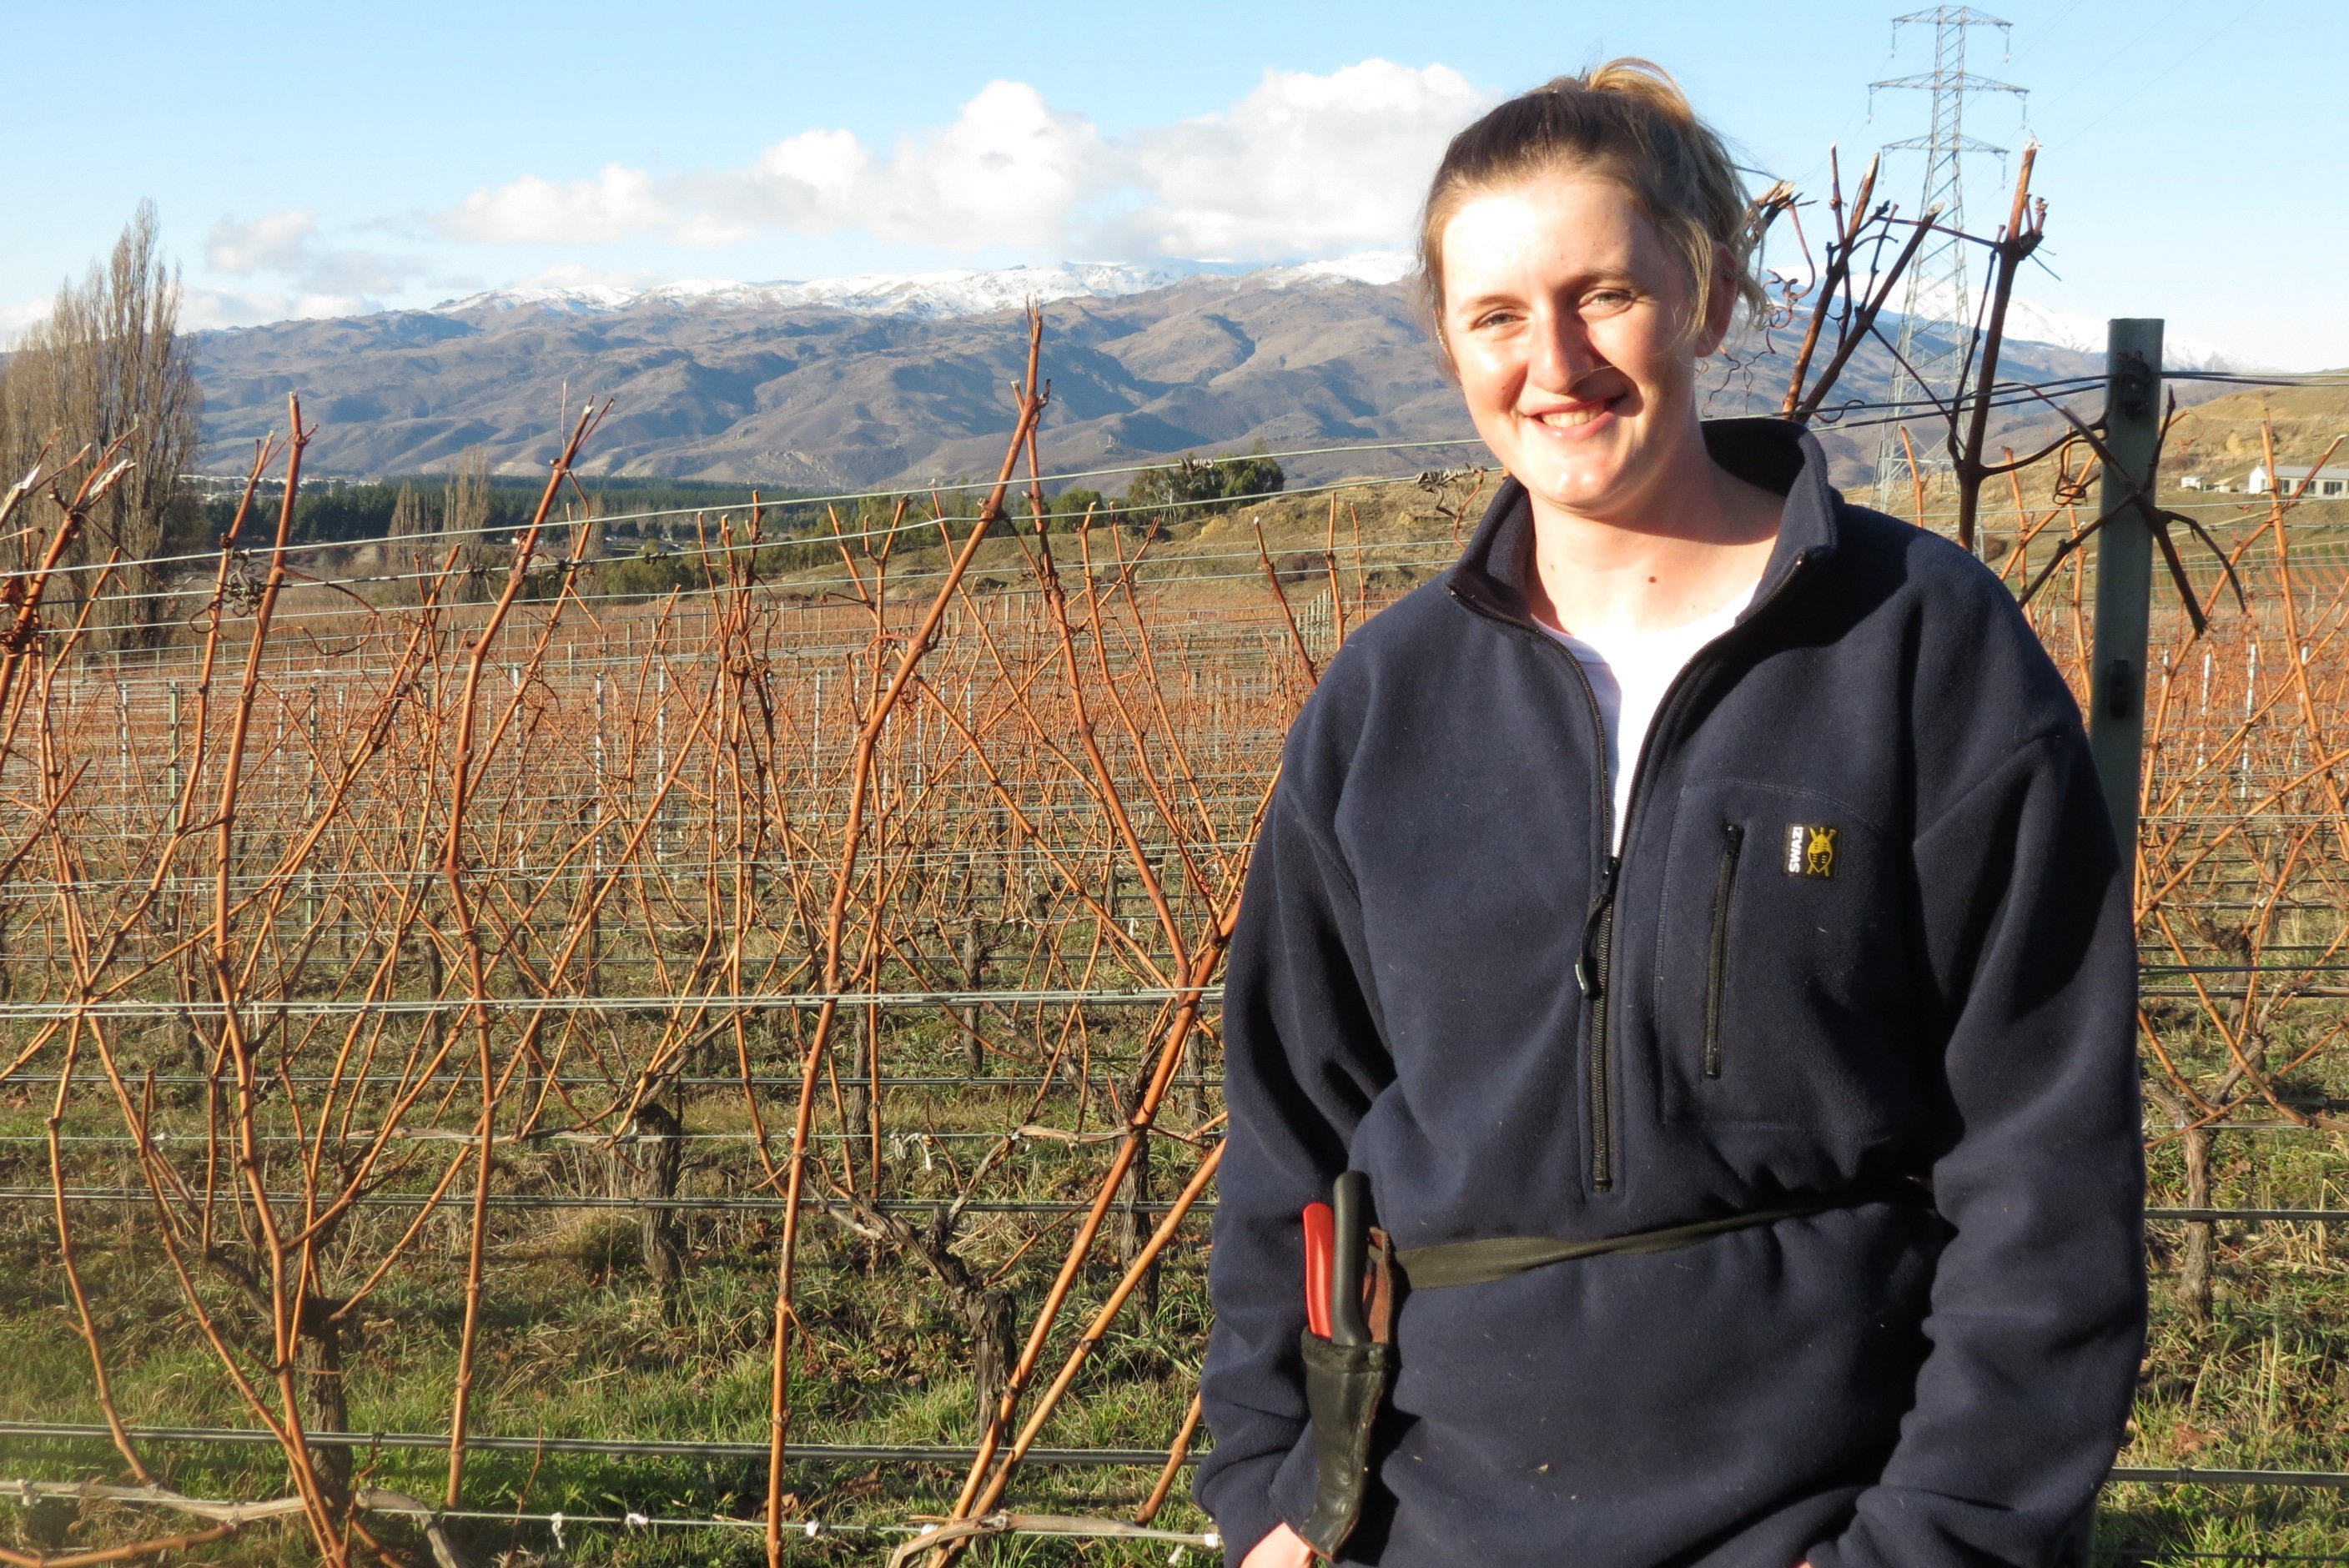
[1526,398,1617,431]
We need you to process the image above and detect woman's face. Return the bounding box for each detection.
[1439,171,1727,525]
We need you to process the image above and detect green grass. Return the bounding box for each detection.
[0,1018,1223,1565]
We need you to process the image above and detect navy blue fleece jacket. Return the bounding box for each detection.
[1195,419,2145,1567]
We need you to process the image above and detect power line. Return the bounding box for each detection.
[2042,0,2269,152]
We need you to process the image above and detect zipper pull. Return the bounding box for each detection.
[1574,855,1621,998]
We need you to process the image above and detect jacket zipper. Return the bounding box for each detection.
[1572,847,1620,1188]
[1703,821,1744,1078]
[1449,546,1813,1196]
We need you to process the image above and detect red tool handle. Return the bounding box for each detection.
[1301,1201,1335,1339]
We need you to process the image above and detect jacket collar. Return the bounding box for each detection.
[1446,417,1842,629]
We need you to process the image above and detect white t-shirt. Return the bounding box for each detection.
[1543,591,1754,852]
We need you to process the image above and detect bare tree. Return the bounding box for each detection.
[442,447,497,602]
[385,480,428,605]
[0,201,202,646]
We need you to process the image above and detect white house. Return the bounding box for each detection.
[2248,464,2349,498]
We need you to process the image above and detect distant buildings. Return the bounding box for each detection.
[2248,464,2349,498]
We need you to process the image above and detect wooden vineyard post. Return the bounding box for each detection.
[631,1100,687,1307]
[2088,318,2165,883]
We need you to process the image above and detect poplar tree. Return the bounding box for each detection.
[0,201,203,646]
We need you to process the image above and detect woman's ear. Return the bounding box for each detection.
[1693,258,1738,359]
[1428,313,1462,385]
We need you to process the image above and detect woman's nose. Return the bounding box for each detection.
[1527,308,1597,392]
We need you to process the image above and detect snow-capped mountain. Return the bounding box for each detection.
[1257,251,1418,289]
[434,252,2261,374]
[435,262,1219,323]
[1887,275,2266,372]
[194,253,2252,490]
[1987,296,2256,372]
[433,254,1426,324]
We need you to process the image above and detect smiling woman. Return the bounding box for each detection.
[1195,59,2146,1568]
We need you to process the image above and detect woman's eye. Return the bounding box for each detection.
[1469,309,1521,330]
[1585,289,1633,309]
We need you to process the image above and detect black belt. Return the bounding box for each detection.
[1391,1176,1934,1291]
[1293,1174,1930,1561]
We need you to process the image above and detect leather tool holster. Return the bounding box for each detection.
[1295,1228,1396,1562]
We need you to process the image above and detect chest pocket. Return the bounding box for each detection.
[1650,777,1921,1135]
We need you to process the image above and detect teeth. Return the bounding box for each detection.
[1535,406,1604,428]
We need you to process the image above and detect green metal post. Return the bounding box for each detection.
[2087,318,2165,885]
[166,680,183,809]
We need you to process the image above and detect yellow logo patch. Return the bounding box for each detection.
[1783,823,1837,878]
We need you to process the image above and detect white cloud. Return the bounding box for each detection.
[747,128,869,218]
[669,128,872,246]
[180,286,380,330]
[8,236,386,344]
[441,164,670,244]
[672,82,1106,252]
[1120,62,1490,260]
[203,209,429,304]
[500,260,675,294]
[208,209,318,274]
[861,80,1108,250]
[435,63,1486,261]
[6,236,365,344]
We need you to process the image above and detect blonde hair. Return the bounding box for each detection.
[1416,60,1765,349]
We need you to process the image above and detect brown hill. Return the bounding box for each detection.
[2156,377,2349,485]
[194,277,1473,490]
[191,274,2142,498]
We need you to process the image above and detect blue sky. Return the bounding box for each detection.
[6,0,2338,366]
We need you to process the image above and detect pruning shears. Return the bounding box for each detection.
[1302,1170,1372,1346]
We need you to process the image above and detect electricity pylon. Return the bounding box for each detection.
[1869,6,2026,516]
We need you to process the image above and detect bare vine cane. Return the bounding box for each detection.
[762,307,1049,1568]
[1786,204,1939,424]
[2015,390,2247,635]
[1778,148,1879,418]
[930,868,1258,1563]
[440,399,611,1513]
